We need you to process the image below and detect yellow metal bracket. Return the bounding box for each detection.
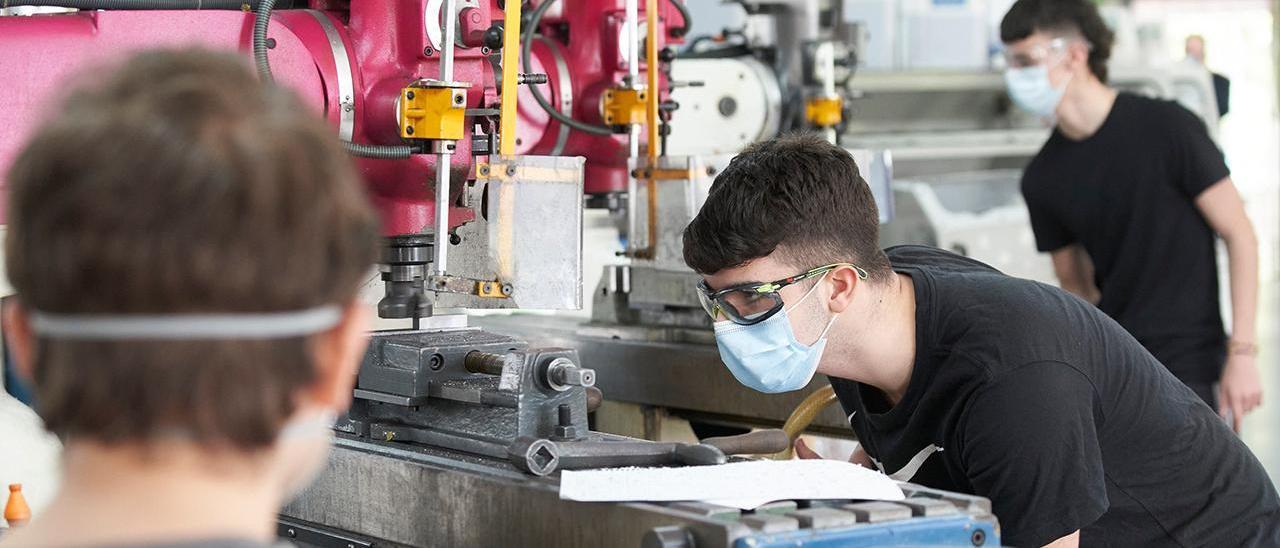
[429,274,512,299]
[630,166,700,181]
[602,87,648,127]
[805,95,844,128]
[498,0,522,155]
[399,80,468,140]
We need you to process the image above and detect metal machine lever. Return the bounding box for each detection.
[699,429,790,456]
[508,436,726,477]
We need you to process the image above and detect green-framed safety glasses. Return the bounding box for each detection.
[696,263,869,326]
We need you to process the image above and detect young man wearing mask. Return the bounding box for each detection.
[0,50,379,547]
[1001,0,1261,431]
[683,134,1279,547]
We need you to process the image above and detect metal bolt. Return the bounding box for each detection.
[546,358,596,391]
[506,165,517,177]
[428,353,444,371]
[553,403,580,440]
[449,234,461,245]
[406,126,415,135]
[286,528,297,538]
[265,37,277,49]
[971,529,986,546]
[454,93,465,105]
[500,283,513,295]
[478,165,490,176]
[424,46,435,56]
[481,46,492,55]
[407,90,416,100]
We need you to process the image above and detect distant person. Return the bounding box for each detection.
[1001,0,1262,430]
[1186,34,1230,117]
[0,50,378,547]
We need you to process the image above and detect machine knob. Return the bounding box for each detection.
[545,357,596,391]
[483,24,504,50]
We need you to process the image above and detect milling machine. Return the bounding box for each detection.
[0,1,997,545]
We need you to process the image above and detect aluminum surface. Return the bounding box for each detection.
[281,437,998,547]
[307,10,354,142]
[282,438,748,548]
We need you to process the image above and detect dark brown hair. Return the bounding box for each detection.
[682,133,892,282]
[4,49,380,449]
[1000,0,1116,83]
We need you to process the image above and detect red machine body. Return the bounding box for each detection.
[0,1,684,235]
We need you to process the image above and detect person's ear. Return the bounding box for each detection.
[827,266,861,314]
[1066,41,1091,77]
[3,299,36,383]
[303,300,371,411]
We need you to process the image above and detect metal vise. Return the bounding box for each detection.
[339,328,597,461]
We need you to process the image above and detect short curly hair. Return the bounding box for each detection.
[681,133,892,282]
[1000,0,1116,83]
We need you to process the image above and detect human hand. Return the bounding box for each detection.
[1219,354,1262,433]
[794,438,874,469]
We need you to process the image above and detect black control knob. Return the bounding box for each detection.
[483,24,504,50]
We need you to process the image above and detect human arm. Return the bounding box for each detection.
[794,437,874,468]
[1049,245,1100,305]
[1194,177,1261,432]
[1045,531,1080,548]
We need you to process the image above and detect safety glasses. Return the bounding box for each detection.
[697,263,868,326]
[1002,37,1080,69]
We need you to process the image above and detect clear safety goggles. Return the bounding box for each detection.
[696,263,868,326]
[1003,37,1087,69]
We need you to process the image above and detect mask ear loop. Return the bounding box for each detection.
[784,271,832,314]
[783,270,845,344]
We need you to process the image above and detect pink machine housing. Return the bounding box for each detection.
[0,0,684,234]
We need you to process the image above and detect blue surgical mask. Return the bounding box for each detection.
[713,275,839,394]
[1004,65,1069,119]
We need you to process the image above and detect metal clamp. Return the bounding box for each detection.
[601,86,647,128]
[399,79,469,140]
[429,274,513,299]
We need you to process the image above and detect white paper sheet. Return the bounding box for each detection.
[558,459,905,510]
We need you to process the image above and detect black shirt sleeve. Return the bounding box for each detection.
[1021,168,1075,253]
[958,361,1108,546]
[1168,103,1230,199]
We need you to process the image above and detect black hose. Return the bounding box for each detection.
[1,0,292,8]
[249,0,414,159]
[667,0,689,39]
[522,0,613,137]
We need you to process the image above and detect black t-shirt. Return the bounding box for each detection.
[831,246,1280,547]
[1021,93,1230,383]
